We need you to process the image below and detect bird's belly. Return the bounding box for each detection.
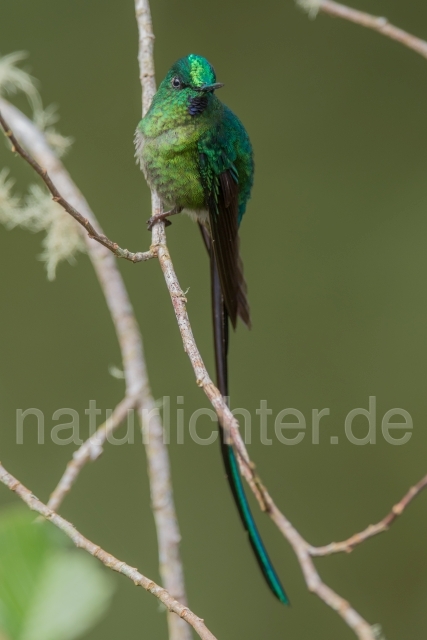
[138,130,206,211]
[183,208,209,225]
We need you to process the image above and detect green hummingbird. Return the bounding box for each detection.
[135,54,289,605]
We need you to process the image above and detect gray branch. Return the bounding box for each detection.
[297,0,427,60]
[0,464,216,640]
[0,92,189,640]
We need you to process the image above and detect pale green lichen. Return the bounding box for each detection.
[108,365,125,380]
[33,103,73,158]
[0,169,20,223]
[295,0,321,19]
[0,171,85,280]
[0,51,39,108]
[0,51,72,157]
[0,52,79,278]
[372,624,387,640]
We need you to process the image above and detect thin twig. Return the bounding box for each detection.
[134,3,192,638]
[310,472,427,556]
[47,396,137,512]
[257,485,377,639]
[297,0,427,60]
[135,0,157,115]
[150,223,265,508]
[0,464,217,640]
[0,110,153,263]
[0,94,189,639]
[149,223,376,640]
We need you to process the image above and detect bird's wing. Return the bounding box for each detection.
[198,135,250,328]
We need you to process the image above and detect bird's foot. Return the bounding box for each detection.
[146,207,181,231]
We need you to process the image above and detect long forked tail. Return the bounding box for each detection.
[199,224,289,605]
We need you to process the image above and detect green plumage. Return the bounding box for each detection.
[135,54,288,605]
[135,54,252,325]
[136,54,252,219]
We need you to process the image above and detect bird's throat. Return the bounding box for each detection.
[188,94,209,116]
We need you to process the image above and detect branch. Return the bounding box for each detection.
[135,0,156,115]
[297,0,427,60]
[0,110,153,263]
[133,4,192,639]
[0,97,375,640]
[47,396,137,512]
[149,223,376,640]
[151,223,265,506]
[311,472,427,556]
[0,95,189,637]
[0,464,217,640]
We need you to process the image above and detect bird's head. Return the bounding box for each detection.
[157,54,223,117]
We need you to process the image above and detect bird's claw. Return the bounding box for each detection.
[146,215,172,231]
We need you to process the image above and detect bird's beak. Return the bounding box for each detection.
[198,82,224,93]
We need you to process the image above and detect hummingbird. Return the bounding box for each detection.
[135,54,289,605]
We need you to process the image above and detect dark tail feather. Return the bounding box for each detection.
[199,224,289,605]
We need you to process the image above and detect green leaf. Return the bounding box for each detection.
[0,508,51,639]
[20,552,114,640]
[0,506,114,640]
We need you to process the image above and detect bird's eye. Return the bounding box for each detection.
[171,77,181,89]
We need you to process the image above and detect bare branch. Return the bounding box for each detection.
[257,485,377,639]
[149,222,265,505]
[148,223,377,640]
[311,472,427,556]
[297,0,427,60]
[0,109,153,263]
[135,0,157,116]
[0,96,189,639]
[47,396,137,512]
[0,464,217,640]
[133,4,192,639]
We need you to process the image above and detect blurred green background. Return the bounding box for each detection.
[1,1,427,638]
